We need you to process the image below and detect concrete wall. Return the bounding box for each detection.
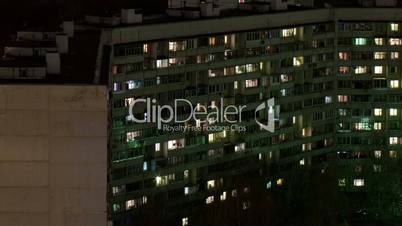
[109,8,402,44]
[0,85,107,226]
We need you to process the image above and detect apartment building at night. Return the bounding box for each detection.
[97,2,402,225]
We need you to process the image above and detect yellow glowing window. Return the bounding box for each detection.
[353,179,365,187]
[338,95,348,103]
[374,52,386,60]
[245,79,258,88]
[207,180,215,190]
[276,178,284,186]
[206,196,214,204]
[391,23,399,31]
[374,108,383,116]
[390,80,400,88]
[391,52,400,59]
[281,28,297,37]
[355,66,369,74]
[220,191,227,201]
[374,150,382,158]
[338,52,348,60]
[143,44,148,53]
[390,137,399,145]
[375,38,385,45]
[390,151,398,158]
[374,66,383,74]
[293,56,304,66]
[390,108,398,116]
[389,38,402,46]
[374,122,382,130]
[208,37,216,46]
[182,217,189,226]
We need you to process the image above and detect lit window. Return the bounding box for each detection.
[234,81,238,89]
[245,79,258,88]
[231,189,237,197]
[391,52,400,59]
[207,180,215,190]
[338,178,346,187]
[374,66,383,74]
[126,80,141,90]
[182,217,189,226]
[374,38,385,45]
[280,74,292,83]
[184,170,189,179]
[390,151,398,158]
[143,44,148,53]
[374,52,386,60]
[266,181,272,189]
[338,52,348,60]
[391,23,399,31]
[389,137,399,145]
[299,159,305,165]
[220,191,227,201]
[354,38,367,46]
[113,82,120,92]
[281,28,297,37]
[374,150,382,158]
[390,80,400,88]
[155,143,160,152]
[325,96,332,104]
[143,162,148,171]
[354,122,371,131]
[374,108,383,116]
[302,143,311,151]
[126,200,136,209]
[169,41,186,52]
[155,176,162,186]
[389,38,402,46]
[112,185,125,195]
[127,131,141,142]
[206,196,214,204]
[156,59,168,68]
[276,178,284,186]
[167,139,184,150]
[390,108,398,116]
[302,128,309,137]
[374,122,383,130]
[355,66,368,74]
[208,37,216,46]
[338,95,348,103]
[293,56,304,66]
[353,179,365,187]
[339,66,349,75]
[235,143,246,152]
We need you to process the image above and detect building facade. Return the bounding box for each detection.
[0,85,107,226]
[104,7,402,225]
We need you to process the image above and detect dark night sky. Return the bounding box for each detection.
[0,0,166,33]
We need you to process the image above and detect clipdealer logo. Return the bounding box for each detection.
[255,98,275,133]
[128,98,276,133]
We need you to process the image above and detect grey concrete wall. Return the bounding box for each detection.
[0,85,107,226]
